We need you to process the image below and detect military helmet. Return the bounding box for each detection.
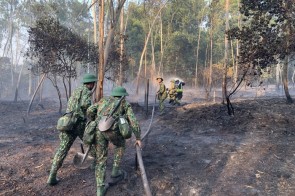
[82,73,97,84]
[111,86,129,97]
[156,76,163,81]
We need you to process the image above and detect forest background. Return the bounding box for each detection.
[0,0,294,113]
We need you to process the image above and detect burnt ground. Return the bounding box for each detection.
[1,96,295,196]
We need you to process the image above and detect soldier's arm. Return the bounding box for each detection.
[125,103,141,140]
[86,103,98,120]
[80,89,92,111]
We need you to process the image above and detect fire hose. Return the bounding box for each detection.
[135,95,157,196]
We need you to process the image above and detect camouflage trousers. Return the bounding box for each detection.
[94,129,126,187]
[49,120,86,173]
[158,98,165,113]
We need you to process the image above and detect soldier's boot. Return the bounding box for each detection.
[47,166,59,186]
[110,166,126,185]
[90,160,96,170]
[111,166,123,178]
[47,171,59,186]
[97,185,107,196]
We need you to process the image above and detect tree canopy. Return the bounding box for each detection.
[228,0,295,68]
[26,17,98,78]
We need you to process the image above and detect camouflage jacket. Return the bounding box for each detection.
[157,82,167,100]
[66,85,92,120]
[87,97,141,140]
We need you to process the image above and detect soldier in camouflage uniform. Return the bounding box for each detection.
[86,86,142,196]
[47,73,97,186]
[168,79,180,106]
[156,77,167,114]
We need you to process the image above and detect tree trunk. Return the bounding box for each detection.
[151,31,156,80]
[14,63,24,102]
[53,76,63,114]
[63,77,69,101]
[282,57,293,103]
[118,8,124,86]
[282,0,293,103]
[195,8,205,89]
[144,40,147,78]
[204,42,209,96]
[28,71,32,96]
[27,74,46,115]
[234,0,241,84]
[96,0,105,101]
[92,0,97,44]
[230,39,235,81]
[223,0,230,109]
[39,77,44,103]
[195,27,202,89]
[159,12,164,76]
[136,2,167,94]
[56,84,63,114]
[276,63,281,90]
[68,77,72,98]
[292,68,295,85]
[48,76,63,114]
[96,0,127,100]
[209,16,213,95]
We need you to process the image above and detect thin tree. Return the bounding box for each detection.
[136,1,167,94]
[223,0,231,113]
[96,0,127,100]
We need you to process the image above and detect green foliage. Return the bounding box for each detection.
[228,0,295,68]
[126,18,145,56]
[164,31,196,76]
[125,0,234,83]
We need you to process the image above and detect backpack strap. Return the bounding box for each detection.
[106,96,125,120]
[74,88,83,112]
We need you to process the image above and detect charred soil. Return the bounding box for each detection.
[1,98,295,196]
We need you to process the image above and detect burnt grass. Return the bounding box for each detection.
[1,98,295,196]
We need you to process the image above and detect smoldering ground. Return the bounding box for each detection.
[2,81,295,195]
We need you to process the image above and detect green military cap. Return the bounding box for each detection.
[82,73,97,84]
[111,86,129,97]
[156,76,163,81]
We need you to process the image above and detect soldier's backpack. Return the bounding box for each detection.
[56,90,83,132]
[98,96,132,139]
[83,120,97,145]
[162,84,168,100]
